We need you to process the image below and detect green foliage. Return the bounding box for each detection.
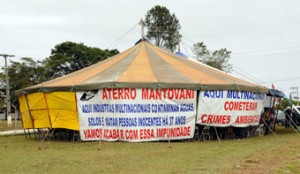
[145,5,182,52]
[9,57,46,89]
[193,42,233,73]
[43,41,119,79]
[0,57,45,105]
[0,57,44,93]
[279,98,297,111]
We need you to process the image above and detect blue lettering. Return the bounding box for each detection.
[88,117,104,126]
[203,90,223,98]
[82,104,92,113]
[227,90,241,99]
[175,116,186,125]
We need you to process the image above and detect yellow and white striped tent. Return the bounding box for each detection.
[17,40,268,131]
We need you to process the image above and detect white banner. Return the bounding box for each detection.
[197,90,266,127]
[76,88,196,142]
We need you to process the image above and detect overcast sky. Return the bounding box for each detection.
[1,0,300,97]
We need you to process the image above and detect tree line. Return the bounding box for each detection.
[0,42,119,106]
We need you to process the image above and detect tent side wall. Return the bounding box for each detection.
[18,92,79,130]
[18,95,33,129]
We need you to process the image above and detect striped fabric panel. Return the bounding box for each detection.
[82,44,142,84]
[144,43,197,84]
[150,43,262,87]
[21,40,267,93]
[116,42,158,83]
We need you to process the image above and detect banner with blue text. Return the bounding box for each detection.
[76,88,196,142]
[197,90,266,127]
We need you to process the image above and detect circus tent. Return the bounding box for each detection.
[17,40,268,141]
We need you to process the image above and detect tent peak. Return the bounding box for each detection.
[134,37,149,45]
[139,18,145,40]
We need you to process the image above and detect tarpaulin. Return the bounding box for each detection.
[18,92,79,130]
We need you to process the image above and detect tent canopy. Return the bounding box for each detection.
[17,40,268,95]
[268,89,285,98]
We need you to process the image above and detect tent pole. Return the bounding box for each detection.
[260,117,277,137]
[43,92,53,129]
[25,95,35,140]
[139,19,145,41]
[213,127,221,143]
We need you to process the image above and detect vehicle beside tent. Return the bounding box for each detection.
[290,105,300,128]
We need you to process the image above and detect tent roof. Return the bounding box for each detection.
[268,89,285,98]
[17,41,268,95]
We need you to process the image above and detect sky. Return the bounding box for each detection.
[1,0,300,98]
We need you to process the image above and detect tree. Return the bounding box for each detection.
[43,41,119,79]
[145,5,182,52]
[3,57,45,90]
[0,57,45,106]
[193,42,232,73]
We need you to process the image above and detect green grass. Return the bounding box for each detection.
[0,127,300,174]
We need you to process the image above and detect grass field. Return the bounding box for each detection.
[0,123,300,174]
